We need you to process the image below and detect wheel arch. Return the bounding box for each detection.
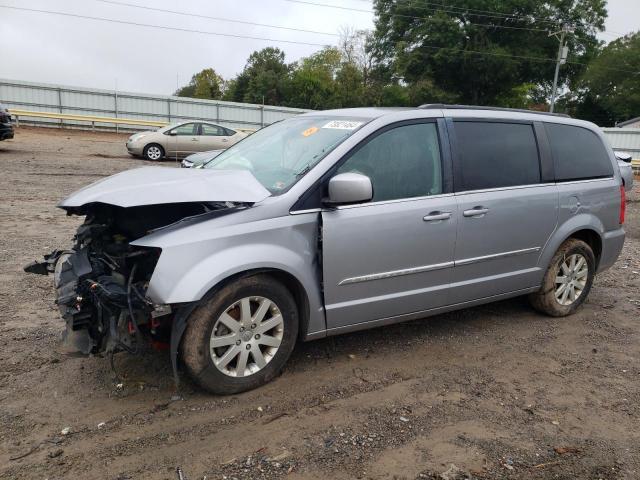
[199,267,312,341]
[566,229,603,267]
[540,214,605,274]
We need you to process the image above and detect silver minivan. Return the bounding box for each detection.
[26,106,626,394]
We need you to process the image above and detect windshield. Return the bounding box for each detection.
[203,116,368,193]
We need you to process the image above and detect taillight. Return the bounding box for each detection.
[620,185,626,224]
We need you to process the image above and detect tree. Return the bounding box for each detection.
[224,47,292,105]
[370,0,607,107]
[571,31,640,125]
[175,68,224,99]
[289,47,342,109]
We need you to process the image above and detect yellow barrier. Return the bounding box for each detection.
[9,109,167,128]
[7,109,256,134]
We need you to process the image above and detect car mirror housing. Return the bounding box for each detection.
[325,172,373,206]
[167,131,177,136]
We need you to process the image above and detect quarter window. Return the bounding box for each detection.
[337,123,442,202]
[454,121,540,191]
[545,123,613,181]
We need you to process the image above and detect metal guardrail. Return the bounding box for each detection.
[8,109,257,134]
[1,78,308,132]
[10,109,167,128]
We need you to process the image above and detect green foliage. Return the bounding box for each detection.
[175,68,224,100]
[224,47,292,105]
[370,0,606,107]
[572,32,640,125]
[288,47,341,109]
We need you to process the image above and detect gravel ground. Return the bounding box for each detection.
[0,126,639,480]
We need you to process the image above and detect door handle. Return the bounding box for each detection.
[190,138,199,142]
[423,211,452,222]
[222,138,229,142]
[463,207,489,217]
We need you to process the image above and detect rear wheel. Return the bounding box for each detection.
[181,275,298,394]
[529,238,595,317]
[143,143,164,161]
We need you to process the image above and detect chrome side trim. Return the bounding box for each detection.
[455,246,540,266]
[335,193,455,210]
[289,208,322,215]
[338,261,454,286]
[455,183,556,196]
[338,247,541,286]
[556,177,614,186]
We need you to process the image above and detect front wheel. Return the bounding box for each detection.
[529,238,595,317]
[181,275,299,395]
[143,143,164,161]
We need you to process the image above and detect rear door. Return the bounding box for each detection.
[448,119,558,303]
[321,120,458,330]
[199,123,231,151]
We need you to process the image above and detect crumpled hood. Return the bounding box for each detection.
[58,166,271,208]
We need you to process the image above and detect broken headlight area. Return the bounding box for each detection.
[23,201,226,356]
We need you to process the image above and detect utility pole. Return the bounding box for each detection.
[549,23,573,113]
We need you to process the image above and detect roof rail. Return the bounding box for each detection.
[418,104,571,118]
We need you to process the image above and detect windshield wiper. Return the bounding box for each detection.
[295,164,312,178]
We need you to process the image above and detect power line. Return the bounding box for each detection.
[285,0,557,28]
[4,4,638,75]
[357,0,561,26]
[286,0,625,38]
[418,44,639,74]
[94,0,338,37]
[0,5,330,47]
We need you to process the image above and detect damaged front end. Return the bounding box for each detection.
[24,166,272,380]
[23,203,215,355]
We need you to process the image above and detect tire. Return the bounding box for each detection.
[181,275,299,395]
[143,143,164,161]
[529,238,596,317]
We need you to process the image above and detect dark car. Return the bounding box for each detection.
[0,103,14,141]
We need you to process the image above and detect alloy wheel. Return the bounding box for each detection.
[146,146,162,160]
[209,296,284,377]
[554,253,589,306]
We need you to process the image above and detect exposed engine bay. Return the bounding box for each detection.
[25,201,233,356]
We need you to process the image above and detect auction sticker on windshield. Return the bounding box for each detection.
[302,126,319,137]
[322,120,363,130]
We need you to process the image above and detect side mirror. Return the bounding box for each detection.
[167,131,177,136]
[615,151,632,163]
[325,172,373,206]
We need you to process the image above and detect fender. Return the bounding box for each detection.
[132,212,327,337]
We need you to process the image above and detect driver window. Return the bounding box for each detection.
[170,123,197,136]
[337,123,442,202]
[201,123,225,136]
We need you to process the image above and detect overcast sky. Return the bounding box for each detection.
[1,0,638,96]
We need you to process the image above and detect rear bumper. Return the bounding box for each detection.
[0,122,14,140]
[598,227,625,273]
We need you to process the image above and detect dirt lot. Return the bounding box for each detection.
[1,126,639,480]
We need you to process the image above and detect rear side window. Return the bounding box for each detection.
[200,123,225,136]
[545,123,613,181]
[454,121,540,191]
